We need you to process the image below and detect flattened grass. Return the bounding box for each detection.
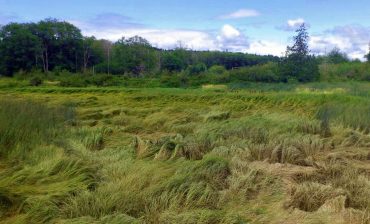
[0,82,370,223]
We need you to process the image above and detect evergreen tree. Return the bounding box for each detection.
[280,24,319,82]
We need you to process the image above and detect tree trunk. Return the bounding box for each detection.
[45,50,49,73]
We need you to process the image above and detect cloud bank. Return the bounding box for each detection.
[310,25,370,59]
[70,13,370,59]
[70,13,284,56]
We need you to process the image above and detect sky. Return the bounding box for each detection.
[1,0,370,59]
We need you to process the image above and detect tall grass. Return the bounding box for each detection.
[0,100,69,159]
[0,99,97,223]
[1,83,370,223]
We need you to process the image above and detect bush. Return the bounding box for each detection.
[29,76,43,86]
[279,55,320,82]
[160,73,189,88]
[187,63,207,75]
[208,65,227,75]
[90,74,116,87]
[319,62,370,81]
[230,62,279,82]
[59,75,89,87]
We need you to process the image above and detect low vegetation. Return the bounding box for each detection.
[0,82,369,223]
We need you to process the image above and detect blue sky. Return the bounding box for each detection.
[1,0,370,59]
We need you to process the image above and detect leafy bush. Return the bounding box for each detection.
[279,55,320,82]
[160,74,189,88]
[89,74,117,87]
[208,65,227,75]
[319,62,370,81]
[230,62,279,82]
[29,76,43,86]
[59,75,89,87]
[187,63,207,75]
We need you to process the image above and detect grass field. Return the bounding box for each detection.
[0,82,369,223]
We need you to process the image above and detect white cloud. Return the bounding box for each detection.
[219,24,241,39]
[288,18,305,28]
[310,25,370,60]
[216,24,249,51]
[247,40,286,56]
[278,18,309,31]
[73,22,218,50]
[220,9,260,19]
[71,17,287,57]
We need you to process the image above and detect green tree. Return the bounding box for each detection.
[112,36,159,75]
[161,48,191,72]
[0,23,42,75]
[279,24,319,82]
[187,62,207,75]
[82,36,104,73]
[35,19,83,73]
[326,48,349,64]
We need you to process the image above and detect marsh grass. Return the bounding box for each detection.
[0,100,66,158]
[0,99,97,223]
[1,83,370,223]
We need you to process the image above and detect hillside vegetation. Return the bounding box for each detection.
[0,82,369,223]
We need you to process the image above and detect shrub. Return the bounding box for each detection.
[279,55,320,82]
[319,62,370,81]
[230,62,279,83]
[59,75,88,87]
[160,74,188,88]
[187,63,207,75]
[208,65,227,75]
[29,76,43,86]
[90,74,115,87]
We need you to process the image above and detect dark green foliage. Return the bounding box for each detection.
[82,36,104,73]
[111,36,159,75]
[0,19,83,75]
[187,63,207,75]
[29,75,43,86]
[208,65,227,75]
[161,49,190,72]
[0,23,42,75]
[58,74,121,87]
[279,24,320,82]
[326,48,349,64]
[36,19,83,73]
[230,62,279,82]
[59,75,89,87]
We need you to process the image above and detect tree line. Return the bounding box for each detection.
[0,19,278,76]
[1,18,369,83]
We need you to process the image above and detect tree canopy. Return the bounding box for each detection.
[0,18,280,77]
